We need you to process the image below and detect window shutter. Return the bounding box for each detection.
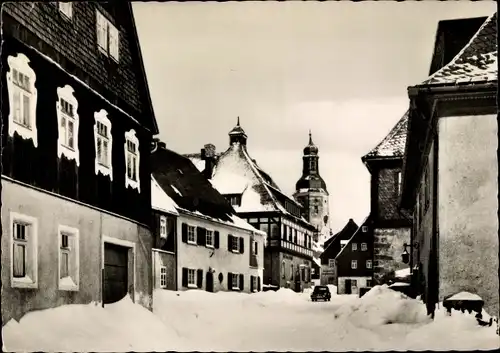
[181,223,188,243]
[227,234,232,251]
[239,237,244,254]
[214,231,220,249]
[197,269,203,288]
[239,274,244,290]
[228,272,232,289]
[250,275,254,292]
[182,267,188,287]
[197,227,206,246]
[257,277,261,291]
[96,11,107,50]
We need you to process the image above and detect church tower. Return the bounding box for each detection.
[293,131,331,249]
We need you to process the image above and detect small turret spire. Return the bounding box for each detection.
[309,129,313,145]
[237,116,240,127]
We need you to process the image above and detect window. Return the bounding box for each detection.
[352,279,358,288]
[7,53,38,146]
[96,10,120,61]
[10,212,38,289]
[281,261,285,279]
[397,171,402,196]
[366,260,372,269]
[290,264,294,280]
[160,267,167,289]
[58,225,79,291]
[340,240,348,248]
[309,158,316,171]
[187,269,196,287]
[228,195,241,207]
[352,243,357,251]
[366,279,373,287]
[159,216,167,239]
[58,2,73,19]
[314,205,319,214]
[361,243,367,251]
[125,129,140,192]
[231,236,239,252]
[362,226,368,233]
[351,260,357,269]
[252,240,258,255]
[252,276,257,292]
[56,85,79,165]
[187,226,196,244]
[231,273,240,290]
[206,230,214,248]
[328,259,335,268]
[94,109,112,179]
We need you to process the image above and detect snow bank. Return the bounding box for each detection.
[2,295,189,352]
[334,285,430,328]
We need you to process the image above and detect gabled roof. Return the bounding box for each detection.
[151,176,179,215]
[320,219,358,260]
[362,111,409,161]
[335,216,370,260]
[418,13,497,87]
[151,146,235,222]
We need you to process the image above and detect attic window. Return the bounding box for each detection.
[226,194,241,207]
[340,240,348,248]
[362,226,368,233]
[96,10,119,61]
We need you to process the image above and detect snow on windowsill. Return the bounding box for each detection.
[12,275,37,289]
[125,177,140,193]
[59,276,78,291]
[206,244,214,249]
[232,287,241,291]
[187,241,197,246]
[231,250,241,254]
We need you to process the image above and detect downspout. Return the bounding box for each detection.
[100,212,104,308]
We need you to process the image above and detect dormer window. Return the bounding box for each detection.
[96,10,119,62]
[125,129,140,192]
[7,53,38,147]
[226,194,241,207]
[58,2,73,19]
[57,85,79,165]
[94,109,113,179]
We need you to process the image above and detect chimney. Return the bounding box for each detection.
[158,141,166,149]
[151,137,163,152]
[201,143,216,179]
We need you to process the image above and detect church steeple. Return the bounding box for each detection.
[296,131,326,190]
[228,116,248,146]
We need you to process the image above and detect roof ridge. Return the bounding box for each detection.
[335,215,370,259]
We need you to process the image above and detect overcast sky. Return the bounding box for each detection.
[133,1,496,233]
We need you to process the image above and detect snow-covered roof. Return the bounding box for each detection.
[312,257,321,268]
[362,111,409,160]
[419,13,497,86]
[151,176,179,215]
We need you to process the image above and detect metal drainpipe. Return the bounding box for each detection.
[100,212,104,308]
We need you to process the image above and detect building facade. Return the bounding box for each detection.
[335,217,374,294]
[400,13,498,318]
[293,132,332,250]
[186,119,316,292]
[362,113,412,284]
[1,2,158,323]
[151,142,265,293]
[319,219,358,286]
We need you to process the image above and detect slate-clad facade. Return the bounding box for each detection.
[1,3,158,323]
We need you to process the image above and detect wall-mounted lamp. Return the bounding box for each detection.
[401,242,419,264]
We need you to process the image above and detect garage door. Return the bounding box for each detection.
[103,243,129,304]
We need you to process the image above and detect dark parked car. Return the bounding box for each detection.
[311,285,331,302]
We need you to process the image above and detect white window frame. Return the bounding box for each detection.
[58,225,80,291]
[328,259,335,268]
[206,230,214,248]
[352,243,357,251]
[362,226,368,233]
[252,276,257,293]
[124,129,140,192]
[340,240,348,248]
[96,10,120,62]
[56,85,79,165]
[366,260,373,269]
[187,268,196,288]
[58,2,73,19]
[187,226,196,244]
[94,109,113,179]
[231,236,240,253]
[159,216,167,239]
[6,53,38,147]
[361,243,367,251]
[252,240,258,255]
[10,212,38,289]
[351,260,358,269]
[160,266,167,289]
[232,273,240,290]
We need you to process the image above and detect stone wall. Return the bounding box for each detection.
[373,227,411,283]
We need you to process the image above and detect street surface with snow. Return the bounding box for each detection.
[3,285,499,352]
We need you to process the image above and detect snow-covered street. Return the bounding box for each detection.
[3,285,499,352]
